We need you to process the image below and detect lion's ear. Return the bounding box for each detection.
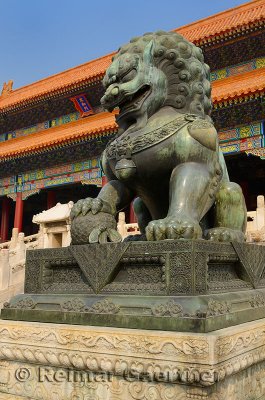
[143,40,155,66]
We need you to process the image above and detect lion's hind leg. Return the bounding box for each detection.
[133,197,152,234]
[122,197,152,242]
[205,181,247,242]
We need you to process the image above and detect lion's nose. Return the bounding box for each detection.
[100,94,108,105]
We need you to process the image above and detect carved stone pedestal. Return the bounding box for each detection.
[2,240,265,332]
[1,319,265,399]
[2,240,265,399]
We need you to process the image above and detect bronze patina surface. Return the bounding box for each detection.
[2,31,260,334]
[70,31,246,245]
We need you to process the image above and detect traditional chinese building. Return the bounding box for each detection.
[0,0,264,241]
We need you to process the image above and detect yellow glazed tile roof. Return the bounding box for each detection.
[0,111,118,159]
[175,0,265,43]
[212,68,265,102]
[0,0,264,111]
[0,53,114,111]
[0,66,264,159]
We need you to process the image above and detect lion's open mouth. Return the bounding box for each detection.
[117,84,151,119]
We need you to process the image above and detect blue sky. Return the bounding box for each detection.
[0,0,247,89]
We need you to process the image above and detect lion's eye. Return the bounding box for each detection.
[121,69,137,83]
[109,75,117,84]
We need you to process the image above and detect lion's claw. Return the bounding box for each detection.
[70,199,84,219]
[89,226,122,244]
[82,198,92,215]
[91,198,104,215]
[146,216,202,241]
[205,228,245,242]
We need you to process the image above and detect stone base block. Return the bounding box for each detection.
[3,240,265,333]
[1,319,265,399]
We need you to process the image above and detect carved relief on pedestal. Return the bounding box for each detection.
[0,319,265,394]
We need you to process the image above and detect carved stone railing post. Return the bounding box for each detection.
[117,212,127,238]
[9,228,19,250]
[247,195,265,244]
[117,212,140,239]
[0,249,10,291]
[257,195,265,230]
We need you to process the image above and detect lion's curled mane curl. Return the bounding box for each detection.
[113,30,212,119]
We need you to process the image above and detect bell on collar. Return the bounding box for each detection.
[115,158,137,180]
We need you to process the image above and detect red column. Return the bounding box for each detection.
[14,192,24,233]
[102,175,108,187]
[0,197,10,242]
[47,191,56,209]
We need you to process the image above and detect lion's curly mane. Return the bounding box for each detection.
[113,31,212,119]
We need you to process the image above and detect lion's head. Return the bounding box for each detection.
[101,31,211,133]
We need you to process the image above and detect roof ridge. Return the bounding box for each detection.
[1,0,264,110]
[3,52,115,95]
[176,0,265,33]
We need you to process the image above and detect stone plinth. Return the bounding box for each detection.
[1,319,265,399]
[2,240,265,333]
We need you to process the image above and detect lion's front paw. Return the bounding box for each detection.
[70,197,113,220]
[71,211,122,245]
[205,228,245,242]
[146,216,202,241]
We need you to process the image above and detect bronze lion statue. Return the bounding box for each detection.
[71,31,246,244]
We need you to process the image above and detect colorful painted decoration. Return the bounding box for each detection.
[17,168,102,192]
[245,148,265,160]
[219,122,264,143]
[50,112,79,127]
[220,137,264,155]
[0,158,102,196]
[210,57,265,82]
[70,94,94,117]
[3,112,80,142]
[219,121,264,155]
